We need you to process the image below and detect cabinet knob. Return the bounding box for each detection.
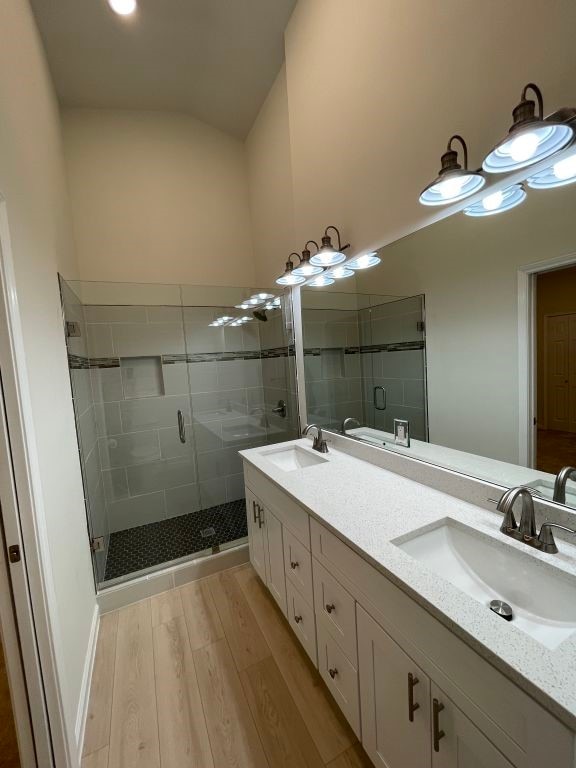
[325,603,335,614]
[328,667,338,679]
[294,615,302,624]
[432,698,445,752]
[290,561,299,569]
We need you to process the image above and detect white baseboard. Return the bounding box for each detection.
[75,603,100,759]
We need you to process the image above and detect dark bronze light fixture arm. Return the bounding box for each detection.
[324,225,350,253]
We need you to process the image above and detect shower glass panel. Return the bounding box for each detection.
[60,278,297,590]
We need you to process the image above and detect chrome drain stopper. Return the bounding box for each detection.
[489,599,513,621]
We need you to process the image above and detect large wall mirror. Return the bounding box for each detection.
[300,179,576,510]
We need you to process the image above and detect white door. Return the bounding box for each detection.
[264,508,287,616]
[245,488,266,583]
[545,314,573,431]
[430,683,512,768]
[358,606,431,768]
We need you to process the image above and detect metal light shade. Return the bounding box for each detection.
[309,226,349,267]
[527,151,576,189]
[419,135,485,206]
[483,84,573,174]
[463,184,526,217]
[292,243,324,277]
[276,255,306,286]
[330,265,355,279]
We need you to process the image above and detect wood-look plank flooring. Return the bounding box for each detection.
[82,564,372,768]
[0,635,20,768]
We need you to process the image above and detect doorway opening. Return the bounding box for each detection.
[536,264,576,474]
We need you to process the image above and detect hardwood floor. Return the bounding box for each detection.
[0,635,20,768]
[82,564,371,768]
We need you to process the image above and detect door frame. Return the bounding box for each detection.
[542,312,576,432]
[0,198,73,766]
[518,251,576,467]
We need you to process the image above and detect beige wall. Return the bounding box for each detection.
[62,108,256,286]
[248,0,576,284]
[355,185,576,464]
[0,0,96,759]
[246,65,296,287]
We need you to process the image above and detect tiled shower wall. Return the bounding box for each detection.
[303,308,364,431]
[60,279,108,583]
[360,295,428,440]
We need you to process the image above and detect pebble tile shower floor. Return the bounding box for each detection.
[103,498,247,582]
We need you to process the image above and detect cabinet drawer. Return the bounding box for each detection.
[317,617,360,738]
[313,559,357,665]
[286,580,317,666]
[284,527,313,604]
[244,463,310,547]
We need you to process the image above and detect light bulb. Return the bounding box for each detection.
[437,176,466,199]
[553,154,576,181]
[509,132,539,162]
[331,266,354,279]
[482,190,504,211]
[108,0,137,15]
[348,252,381,270]
[252,293,274,300]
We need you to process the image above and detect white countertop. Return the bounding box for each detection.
[240,437,576,730]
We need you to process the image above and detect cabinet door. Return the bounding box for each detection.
[430,684,513,768]
[265,508,287,616]
[358,606,431,768]
[246,488,266,583]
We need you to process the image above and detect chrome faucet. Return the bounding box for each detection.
[497,485,576,554]
[303,423,329,453]
[341,417,360,435]
[553,466,576,504]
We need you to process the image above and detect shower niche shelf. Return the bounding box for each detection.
[120,356,164,399]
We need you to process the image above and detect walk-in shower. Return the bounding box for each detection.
[60,279,298,589]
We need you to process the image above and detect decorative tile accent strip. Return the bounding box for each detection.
[260,345,296,359]
[303,340,425,357]
[89,357,121,369]
[68,353,90,370]
[103,498,247,581]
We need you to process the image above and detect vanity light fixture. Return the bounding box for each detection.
[292,242,324,278]
[483,84,574,174]
[108,0,137,15]
[251,292,274,301]
[276,254,307,286]
[309,226,350,267]
[527,151,576,189]
[307,274,335,287]
[419,135,486,206]
[330,265,355,279]
[463,183,526,217]
[347,252,381,270]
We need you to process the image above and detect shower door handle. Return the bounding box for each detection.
[177,410,186,443]
[373,386,386,411]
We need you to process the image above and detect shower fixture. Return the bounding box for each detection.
[419,135,485,206]
[253,309,268,322]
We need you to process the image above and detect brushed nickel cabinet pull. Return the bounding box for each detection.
[408,672,420,722]
[433,698,445,752]
[325,603,335,614]
[257,504,264,528]
[252,500,258,523]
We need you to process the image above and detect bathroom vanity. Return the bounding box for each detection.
[241,436,576,768]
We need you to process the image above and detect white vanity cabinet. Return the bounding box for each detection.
[243,463,575,768]
[358,606,513,768]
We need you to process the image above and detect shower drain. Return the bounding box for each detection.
[200,527,216,538]
[489,599,513,621]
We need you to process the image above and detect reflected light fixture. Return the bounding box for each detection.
[251,292,274,301]
[463,184,526,217]
[108,0,137,15]
[330,265,355,279]
[276,254,306,286]
[307,274,335,287]
[527,151,576,189]
[419,135,485,206]
[310,226,349,267]
[347,252,381,270]
[292,242,324,277]
[483,84,574,174]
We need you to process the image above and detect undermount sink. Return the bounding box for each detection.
[262,445,329,472]
[394,519,576,649]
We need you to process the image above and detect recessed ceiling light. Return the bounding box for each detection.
[108,0,137,16]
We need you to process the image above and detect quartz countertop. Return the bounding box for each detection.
[240,437,576,731]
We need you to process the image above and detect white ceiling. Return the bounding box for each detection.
[30,0,296,138]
